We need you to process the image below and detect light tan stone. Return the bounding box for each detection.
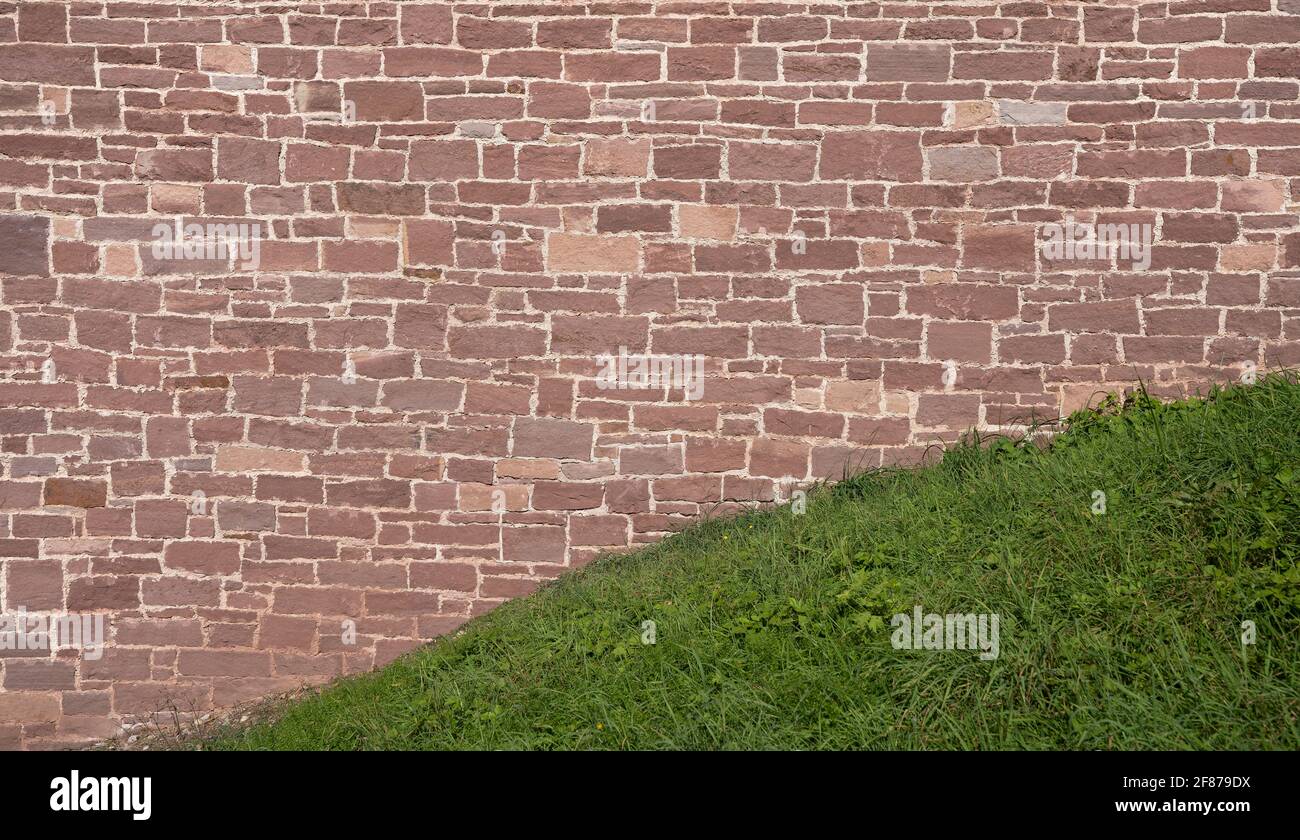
[547,233,640,273]
[215,446,306,472]
[583,138,651,177]
[950,100,994,129]
[104,244,137,277]
[826,380,882,413]
[1219,244,1275,272]
[794,387,823,409]
[883,390,911,415]
[151,184,202,214]
[1060,384,1109,417]
[350,218,402,239]
[202,45,254,74]
[459,483,530,511]
[679,205,737,240]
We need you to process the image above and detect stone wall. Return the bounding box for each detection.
[1,0,1298,748]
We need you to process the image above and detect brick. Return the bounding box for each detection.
[668,46,735,81]
[217,138,281,185]
[513,418,594,460]
[584,138,650,176]
[402,4,454,44]
[68,576,140,611]
[597,204,673,233]
[1048,301,1141,334]
[448,326,545,358]
[0,45,94,84]
[43,479,106,508]
[539,19,612,49]
[867,44,951,82]
[135,499,189,538]
[18,3,68,43]
[1221,180,1285,213]
[927,146,999,181]
[729,142,816,182]
[528,82,591,119]
[0,216,50,276]
[409,140,479,180]
[565,52,659,82]
[963,225,1037,272]
[343,81,425,121]
[908,285,1020,321]
[954,51,1054,80]
[165,542,242,575]
[218,500,277,532]
[764,409,844,439]
[502,526,566,564]
[796,284,865,326]
[820,131,923,181]
[653,144,722,180]
[5,560,63,610]
[928,322,993,363]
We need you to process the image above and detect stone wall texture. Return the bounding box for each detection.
[2,0,1299,748]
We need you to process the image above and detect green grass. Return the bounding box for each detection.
[205,374,1300,750]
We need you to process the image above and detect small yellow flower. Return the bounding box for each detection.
[596,722,604,730]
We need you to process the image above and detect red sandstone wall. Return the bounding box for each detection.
[1,0,1298,748]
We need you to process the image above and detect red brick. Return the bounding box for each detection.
[43,478,106,508]
[820,131,923,181]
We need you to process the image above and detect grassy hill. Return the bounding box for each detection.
[203,374,1300,750]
